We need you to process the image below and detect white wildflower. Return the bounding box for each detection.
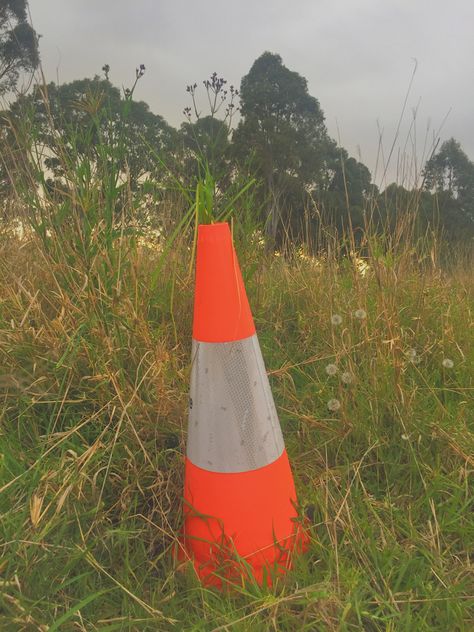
[331,314,343,326]
[325,363,338,376]
[327,398,341,412]
[354,308,367,320]
[442,358,454,369]
[341,371,353,384]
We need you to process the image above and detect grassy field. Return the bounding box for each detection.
[1,90,474,628]
[0,202,473,630]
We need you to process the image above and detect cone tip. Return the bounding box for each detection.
[193,222,255,342]
[198,222,231,242]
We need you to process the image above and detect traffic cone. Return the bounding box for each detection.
[181,222,307,586]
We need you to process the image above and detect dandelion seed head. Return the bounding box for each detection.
[341,371,353,384]
[327,398,341,412]
[354,308,367,320]
[442,358,454,369]
[331,314,342,326]
[325,363,338,376]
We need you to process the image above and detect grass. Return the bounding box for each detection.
[0,85,473,629]
[0,210,473,630]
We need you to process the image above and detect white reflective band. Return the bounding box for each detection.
[187,334,285,473]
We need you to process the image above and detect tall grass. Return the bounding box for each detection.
[0,89,473,630]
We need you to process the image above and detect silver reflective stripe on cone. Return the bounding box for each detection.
[187,334,285,473]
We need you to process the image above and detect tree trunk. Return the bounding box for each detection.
[265,173,282,249]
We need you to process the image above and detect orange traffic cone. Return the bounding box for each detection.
[182,222,307,586]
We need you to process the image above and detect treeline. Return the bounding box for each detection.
[1,47,474,247]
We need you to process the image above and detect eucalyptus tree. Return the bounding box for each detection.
[233,52,333,244]
[422,138,474,238]
[423,139,474,214]
[9,74,176,192]
[0,0,39,95]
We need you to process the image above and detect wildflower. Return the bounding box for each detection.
[325,363,338,376]
[442,358,454,369]
[354,308,367,320]
[405,348,417,361]
[341,371,353,384]
[331,314,343,326]
[327,398,341,412]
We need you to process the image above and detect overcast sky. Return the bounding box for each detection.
[28,0,474,187]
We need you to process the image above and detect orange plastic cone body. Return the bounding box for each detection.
[192,223,255,343]
[182,223,306,586]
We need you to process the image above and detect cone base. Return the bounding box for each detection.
[181,451,308,586]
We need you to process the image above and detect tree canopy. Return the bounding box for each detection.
[1,49,473,247]
[9,76,176,190]
[423,139,474,214]
[0,0,39,95]
[422,138,474,237]
[234,52,333,243]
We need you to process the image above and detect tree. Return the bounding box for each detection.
[9,75,176,190]
[233,52,332,245]
[422,138,474,236]
[315,149,374,237]
[423,140,474,205]
[179,115,231,187]
[0,0,39,95]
